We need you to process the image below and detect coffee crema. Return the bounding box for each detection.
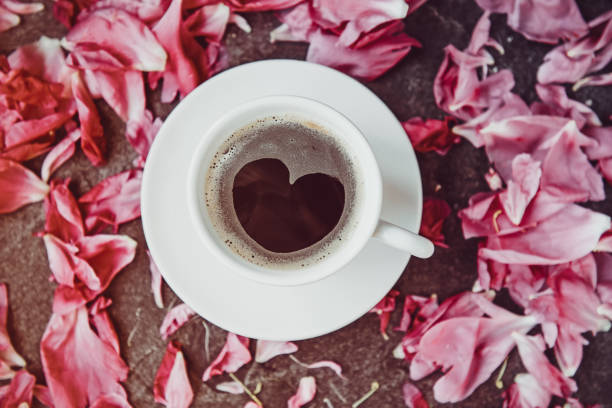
[204,115,363,269]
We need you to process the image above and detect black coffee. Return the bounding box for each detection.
[204,115,361,268]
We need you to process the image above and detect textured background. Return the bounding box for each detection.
[1,0,612,406]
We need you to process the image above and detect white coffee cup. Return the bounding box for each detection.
[187,95,433,286]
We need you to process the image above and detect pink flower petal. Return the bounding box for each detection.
[90,392,131,408]
[403,381,428,408]
[600,157,612,185]
[0,369,35,406]
[584,126,612,161]
[78,169,143,233]
[125,109,163,165]
[369,289,400,337]
[310,0,408,47]
[41,305,129,407]
[160,303,196,340]
[42,233,99,289]
[154,341,194,408]
[306,23,420,81]
[44,179,85,242]
[475,0,587,43]
[244,402,260,408]
[0,159,49,214]
[306,360,343,378]
[502,373,552,408]
[420,198,452,248]
[395,294,430,332]
[72,72,106,166]
[0,284,26,378]
[147,251,164,308]
[215,381,244,394]
[270,2,315,43]
[554,326,587,378]
[1,0,43,14]
[402,116,458,155]
[255,340,298,363]
[33,384,53,407]
[41,128,80,182]
[184,3,231,43]
[64,8,167,72]
[202,333,251,381]
[288,376,316,408]
[89,296,121,354]
[512,332,577,398]
[531,84,601,128]
[225,0,304,12]
[499,154,541,225]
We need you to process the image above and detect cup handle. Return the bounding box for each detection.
[373,220,435,259]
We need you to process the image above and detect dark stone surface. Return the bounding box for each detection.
[1,0,612,407]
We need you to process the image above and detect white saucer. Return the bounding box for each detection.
[141,60,423,341]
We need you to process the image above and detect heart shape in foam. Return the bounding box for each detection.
[232,158,345,253]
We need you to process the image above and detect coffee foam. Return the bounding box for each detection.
[204,114,363,269]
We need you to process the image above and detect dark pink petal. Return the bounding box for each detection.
[499,154,541,225]
[125,110,162,165]
[225,0,304,12]
[33,384,53,407]
[151,0,205,102]
[369,289,400,338]
[0,369,35,406]
[41,306,129,407]
[600,158,612,185]
[406,0,428,16]
[0,159,49,214]
[0,284,26,379]
[89,297,121,354]
[78,169,142,233]
[160,303,196,340]
[531,84,601,128]
[41,128,80,182]
[288,376,316,408]
[540,121,604,202]
[402,117,458,155]
[202,333,251,381]
[255,340,298,363]
[154,341,194,408]
[395,294,430,332]
[310,0,408,47]
[72,72,106,166]
[420,198,452,248]
[147,251,164,308]
[306,24,420,81]
[43,179,85,242]
[42,233,99,289]
[502,373,552,408]
[64,8,167,72]
[403,381,428,408]
[597,230,612,252]
[512,332,577,398]
[82,69,145,123]
[411,309,538,402]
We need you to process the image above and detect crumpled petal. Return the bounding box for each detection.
[475,0,587,43]
[584,126,612,161]
[0,159,49,214]
[502,373,552,408]
[403,381,429,408]
[0,284,26,379]
[202,333,251,381]
[395,294,431,332]
[255,340,298,363]
[369,289,400,338]
[288,376,316,408]
[270,2,315,43]
[402,116,458,155]
[72,72,105,166]
[78,169,142,233]
[306,22,420,81]
[185,3,250,43]
[64,8,167,72]
[147,251,164,308]
[512,332,577,398]
[420,198,452,248]
[43,179,84,241]
[554,326,587,378]
[154,341,194,408]
[224,0,303,12]
[160,303,196,340]
[0,369,36,406]
[498,154,541,225]
[89,297,121,354]
[41,128,80,182]
[310,0,408,47]
[42,233,100,289]
[41,305,129,407]
[531,84,601,129]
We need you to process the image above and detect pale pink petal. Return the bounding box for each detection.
[0,369,35,406]
[255,340,298,363]
[82,69,145,123]
[306,24,420,81]
[306,360,344,378]
[185,3,230,42]
[147,251,164,308]
[554,326,587,377]
[41,306,129,407]
[72,72,106,166]
[0,284,26,377]
[403,381,428,408]
[0,159,49,214]
[244,402,260,408]
[574,72,612,90]
[64,8,167,72]
[125,110,162,165]
[402,117,458,155]
[310,0,408,47]
[154,341,194,408]
[1,0,43,14]
[160,304,196,340]
[89,297,121,354]
[270,2,315,43]
[41,128,80,182]
[499,154,541,225]
[202,333,251,381]
[485,168,503,191]
[0,5,20,32]
[512,332,577,398]
[215,381,244,394]
[287,376,316,408]
[584,126,612,161]
[502,373,552,408]
[531,84,601,128]
[78,169,142,233]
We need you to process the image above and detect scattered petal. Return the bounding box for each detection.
[403,381,429,408]
[0,369,35,406]
[502,373,552,408]
[160,303,196,340]
[255,340,298,363]
[202,333,251,381]
[0,159,49,214]
[420,198,452,248]
[288,376,316,408]
[216,381,244,394]
[72,72,106,166]
[41,128,80,182]
[147,251,164,308]
[402,116,459,155]
[154,341,194,408]
[369,289,400,339]
[499,154,541,225]
[0,284,26,379]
